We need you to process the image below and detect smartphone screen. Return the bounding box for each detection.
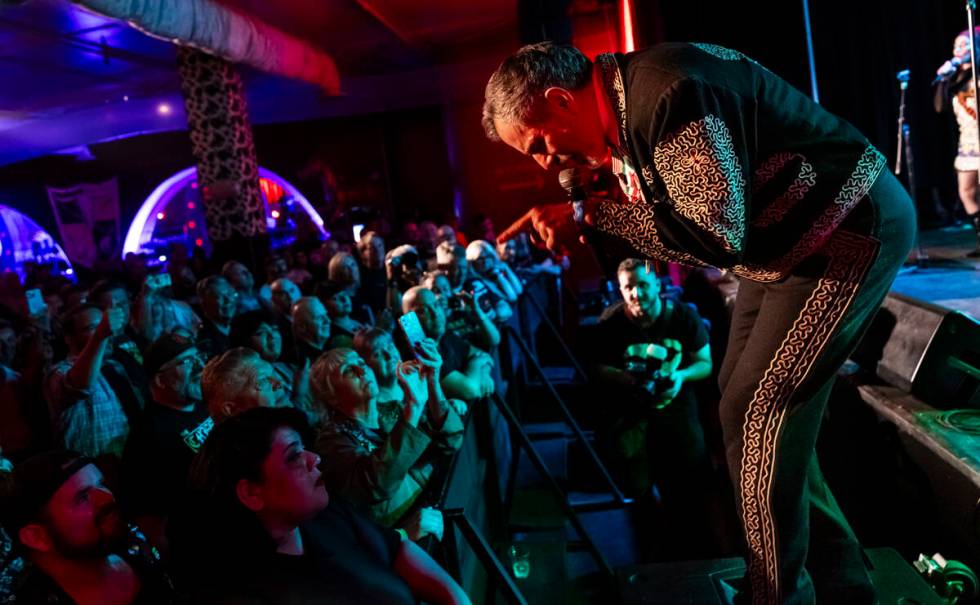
[353,224,365,242]
[398,311,426,355]
[25,288,46,316]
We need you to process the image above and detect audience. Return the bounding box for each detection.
[268,277,300,354]
[195,276,237,359]
[437,241,513,323]
[221,261,263,314]
[231,309,315,425]
[356,231,389,315]
[0,450,177,604]
[385,244,425,318]
[310,348,462,531]
[402,287,494,402]
[466,240,523,304]
[421,271,500,351]
[201,347,290,421]
[173,407,470,604]
[121,332,209,544]
[0,202,740,604]
[43,304,131,460]
[316,281,365,349]
[290,296,331,365]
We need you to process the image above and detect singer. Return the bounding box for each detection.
[934,27,980,257]
[485,42,915,605]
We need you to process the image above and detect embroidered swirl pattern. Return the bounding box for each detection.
[737,230,878,604]
[692,43,747,61]
[654,115,747,253]
[593,202,706,268]
[752,153,817,227]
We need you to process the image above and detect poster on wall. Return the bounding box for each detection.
[45,179,120,268]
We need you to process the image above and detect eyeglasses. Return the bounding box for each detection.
[162,351,203,373]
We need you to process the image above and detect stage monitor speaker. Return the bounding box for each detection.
[854,293,980,409]
[616,548,942,604]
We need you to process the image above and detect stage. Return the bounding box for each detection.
[893,224,980,319]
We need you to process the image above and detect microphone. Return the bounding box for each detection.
[558,167,618,278]
[559,168,588,224]
[934,57,967,84]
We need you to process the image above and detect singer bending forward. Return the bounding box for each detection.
[484,42,914,605]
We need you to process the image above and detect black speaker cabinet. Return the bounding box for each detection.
[616,548,942,604]
[856,293,980,409]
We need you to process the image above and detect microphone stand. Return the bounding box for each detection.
[969,0,980,187]
[894,69,928,268]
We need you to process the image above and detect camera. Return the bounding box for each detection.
[447,294,465,311]
[623,342,680,398]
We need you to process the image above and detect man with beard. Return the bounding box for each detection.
[588,258,715,559]
[195,276,238,360]
[0,450,177,604]
[121,332,210,548]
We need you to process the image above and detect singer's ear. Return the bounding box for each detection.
[543,87,575,112]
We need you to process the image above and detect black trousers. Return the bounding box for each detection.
[717,170,916,605]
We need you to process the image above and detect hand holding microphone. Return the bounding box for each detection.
[936,57,967,83]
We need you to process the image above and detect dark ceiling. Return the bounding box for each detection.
[0,0,517,166]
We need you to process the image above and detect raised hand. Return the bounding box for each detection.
[402,507,444,542]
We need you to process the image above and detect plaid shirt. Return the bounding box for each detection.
[43,357,130,458]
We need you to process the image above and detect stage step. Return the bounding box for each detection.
[615,547,942,605]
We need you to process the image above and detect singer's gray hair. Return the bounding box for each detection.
[482,42,592,141]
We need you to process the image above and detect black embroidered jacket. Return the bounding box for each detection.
[591,43,886,282]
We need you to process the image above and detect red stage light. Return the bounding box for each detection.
[195,238,204,247]
[620,0,636,53]
[188,220,197,229]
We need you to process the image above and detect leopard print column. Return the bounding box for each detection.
[176,47,266,244]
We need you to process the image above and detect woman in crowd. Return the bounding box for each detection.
[175,406,469,604]
[465,240,523,304]
[231,309,315,425]
[315,281,366,350]
[310,348,463,534]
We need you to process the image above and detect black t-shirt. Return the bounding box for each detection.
[589,299,709,410]
[197,320,232,360]
[121,401,212,516]
[195,499,411,605]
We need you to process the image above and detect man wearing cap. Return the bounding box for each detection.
[121,333,210,544]
[0,450,177,604]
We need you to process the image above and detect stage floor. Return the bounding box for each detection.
[892,223,980,320]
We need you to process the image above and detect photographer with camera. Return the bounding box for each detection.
[586,258,716,559]
[422,271,500,351]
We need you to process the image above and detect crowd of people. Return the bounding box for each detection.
[0,215,601,604]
